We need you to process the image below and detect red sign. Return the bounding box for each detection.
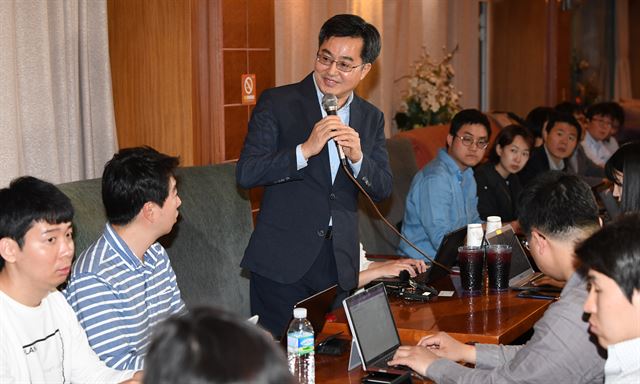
[241,74,256,105]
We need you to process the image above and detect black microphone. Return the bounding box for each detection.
[321,94,347,166]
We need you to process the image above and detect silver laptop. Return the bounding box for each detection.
[485,224,545,289]
[342,283,409,374]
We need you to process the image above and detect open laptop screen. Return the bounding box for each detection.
[343,283,400,366]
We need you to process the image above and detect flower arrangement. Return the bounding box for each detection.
[394,47,462,131]
[570,51,600,105]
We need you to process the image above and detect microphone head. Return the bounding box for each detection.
[399,270,410,282]
[322,94,339,114]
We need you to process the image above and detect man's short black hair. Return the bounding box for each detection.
[518,171,599,239]
[449,109,491,137]
[586,102,616,122]
[576,213,640,303]
[545,112,582,140]
[144,306,294,384]
[318,14,381,64]
[554,101,584,117]
[525,106,555,139]
[102,146,179,226]
[0,176,74,269]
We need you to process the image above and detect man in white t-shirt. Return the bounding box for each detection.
[0,176,141,383]
[576,214,640,384]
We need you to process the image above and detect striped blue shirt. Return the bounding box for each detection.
[64,224,185,370]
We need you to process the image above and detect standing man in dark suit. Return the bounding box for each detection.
[236,14,392,337]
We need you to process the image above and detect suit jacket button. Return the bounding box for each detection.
[317,229,325,237]
[329,193,336,200]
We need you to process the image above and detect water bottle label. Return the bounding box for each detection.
[287,333,314,356]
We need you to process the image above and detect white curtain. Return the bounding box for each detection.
[274,0,481,136]
[0,0,117,188]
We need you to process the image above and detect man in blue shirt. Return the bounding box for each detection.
[64,147,186,370]
[399,109,490,260]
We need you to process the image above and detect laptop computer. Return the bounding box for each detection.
[485,224,559,291]
[279,284,338,347]
[342,283,409,374]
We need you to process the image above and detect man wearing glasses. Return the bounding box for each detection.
[236,14,392,338]
[399,109,490,260]
[582,102,619,167]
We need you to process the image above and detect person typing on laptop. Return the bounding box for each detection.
[389,172,605,383]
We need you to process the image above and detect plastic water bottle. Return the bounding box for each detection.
[287,307,315,384]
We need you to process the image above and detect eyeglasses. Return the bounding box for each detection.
[591,117,614,128]
[455,135,489,149]
[316,54,365,73]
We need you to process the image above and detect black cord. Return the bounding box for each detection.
[339,162,452,274]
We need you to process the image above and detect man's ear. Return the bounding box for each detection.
[632,289,640,308]
[446,134,453,148]
[530,230,546,256]
[141,202,156,223]
[0,238,19,264]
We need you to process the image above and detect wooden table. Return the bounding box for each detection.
[316,279,553,382]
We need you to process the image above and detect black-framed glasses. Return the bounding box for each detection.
[316,54,365,73]
[591,117,614,128]
[455,135,489,149]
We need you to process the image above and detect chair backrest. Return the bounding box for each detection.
[358,136,419,255]
[58,163,253,316]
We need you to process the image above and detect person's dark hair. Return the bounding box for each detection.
[449,109,491,137]
[545,111,582,139]
[488,124,534,164]
[518,171,599,239]
[318,14,381,64]
[554,101,584,117]
[144,307,294,384]
[525,106,554,140]
[605,141,640,213]
[0,176,74,270]
[576,213,640,302]
[102,146,179,226]
[603,101,625,127]
[585,102,615,122]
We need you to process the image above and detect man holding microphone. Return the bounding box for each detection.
[237,14,393,338]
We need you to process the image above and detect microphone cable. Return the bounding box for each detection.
[338,161,453,274]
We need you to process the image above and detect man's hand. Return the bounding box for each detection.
[300,116,362,162]
[388,345,439,376]
[417,332,477,364]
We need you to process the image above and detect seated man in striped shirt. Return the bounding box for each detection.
[65,146,186,370]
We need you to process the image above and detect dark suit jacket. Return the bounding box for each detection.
[474,162,523,222]
[518,146,556,187]
[236,73,393,290]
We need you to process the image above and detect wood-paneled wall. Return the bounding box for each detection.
[489,0,571,116]
[108,0,197,164]
[222,0,275,161]
[107,0,275,166]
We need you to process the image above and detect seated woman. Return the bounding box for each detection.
[474,124,534,225]
[605,141,640,213]
[144,307,294,384]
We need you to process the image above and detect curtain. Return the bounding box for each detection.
[274,0,481,136]
[0,0,117,188]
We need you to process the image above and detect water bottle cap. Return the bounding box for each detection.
[293,307,307,319]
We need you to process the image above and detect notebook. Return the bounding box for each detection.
[343,283,409,374]
[279,284,338,347]
[423,225,467,283]
[485,224,556,290]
